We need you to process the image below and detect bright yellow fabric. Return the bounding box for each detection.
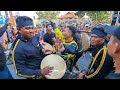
[54,28,65,43]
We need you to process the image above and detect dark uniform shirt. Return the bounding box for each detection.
[83,42,115,79]
[0,24,8,71]
[0,45,6,71]
[12,35,44,78]
[43,32,56,45]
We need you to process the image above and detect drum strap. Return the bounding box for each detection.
[87,46,107,73]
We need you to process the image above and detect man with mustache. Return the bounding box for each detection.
[77,26,115,79]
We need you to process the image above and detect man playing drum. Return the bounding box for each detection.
[77,26,115,79]
[12,16,53,79]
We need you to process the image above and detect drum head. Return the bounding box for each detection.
[81,33,90,51]
[41,42,53,51]
[41,54,66,79]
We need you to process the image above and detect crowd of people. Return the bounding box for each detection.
[0,15,120,79]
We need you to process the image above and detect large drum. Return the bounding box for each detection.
[81,32,90,51]
[40,54,66,79]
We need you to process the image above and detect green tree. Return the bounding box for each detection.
[76,11,111,23]
[36,11,60,19]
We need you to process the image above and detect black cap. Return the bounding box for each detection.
[91,26,107,37]
[16,16,34,28]
[104,26,120,40]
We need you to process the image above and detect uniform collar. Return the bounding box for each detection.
[99,42,106,47]
[20,36,32,42]
[93,42,106,49]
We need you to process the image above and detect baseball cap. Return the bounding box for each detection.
[104,25,120,40]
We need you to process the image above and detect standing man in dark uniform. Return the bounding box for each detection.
[77,26,115,79]
[0,18,13,79]
[12,16,53,79]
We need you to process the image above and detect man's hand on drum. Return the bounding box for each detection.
[41,66,54,76]
[40,40,53,55]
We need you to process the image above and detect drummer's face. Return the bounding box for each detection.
[90,34,105,46]
[62,27,72,39]
[18,25,34,40]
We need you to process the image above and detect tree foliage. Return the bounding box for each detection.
[36,11,60,19]
[75,11,111,22]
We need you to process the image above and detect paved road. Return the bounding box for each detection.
[7,52,92,79]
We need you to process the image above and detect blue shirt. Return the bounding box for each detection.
[0,24,8,71]
[12,35,44,78]
[106,73,120,79]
